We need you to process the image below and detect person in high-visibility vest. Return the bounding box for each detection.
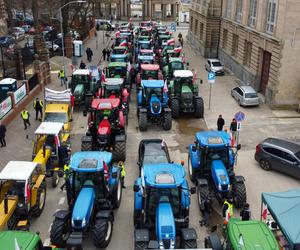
[58,69,65,86]
[21,109,31,130]
[222,195,234,223]
[118,161,126,188]
[33,97,43,121]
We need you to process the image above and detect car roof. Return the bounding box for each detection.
[239,85,256,93]
[208,58,221,63]
[35,122,64,135]
[173,70,193,78]
[70,151,112,172]
[195,131,231,147]
[72,69,90,75]
[142,80,164,88]
[0,161,38,181]
[91,98,120,110]
[262,138,300,154]
[104,78,123,85]
[143,163,185,188]
[141,64,159,70]
[0,78,17,85]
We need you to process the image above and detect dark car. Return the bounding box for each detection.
[0,36,15,47]
[255,138,300,179]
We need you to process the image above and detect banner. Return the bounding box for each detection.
[0,96,12,119]
[13,84,27,104]
[45,88,72,103]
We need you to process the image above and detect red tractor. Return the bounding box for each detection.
[135,64,163,88]
[81,98,126,161]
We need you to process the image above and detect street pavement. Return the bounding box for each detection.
[0,23,299,249]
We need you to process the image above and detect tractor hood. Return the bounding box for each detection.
[156,202,176,248]
[211,160,230,192]
[150,95,162,114]
[181,85,192,93]
[73,84,84,97]
[97,118,111,135]
[72,185,95,229]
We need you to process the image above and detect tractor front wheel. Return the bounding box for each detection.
[81,141,93,151]
[52,172,59,188]
[139,112,147,131]
[7,213,19,230]
[112,178,123,209]
[92,216,113,248]
[194,97,204,118]
[171,98,180,118]
[197,183,209,211]
[50,217,70,247]
[233,181,247,208]
[135,241,148,250]
[181,239,197,249]
[113,141,126,162]
[162,112,172,130]
[204,234,222,250]
[32,182,46,217]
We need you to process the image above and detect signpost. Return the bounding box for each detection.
[208,72,215,110]
[234,111,246,166]
[170,22,176,32]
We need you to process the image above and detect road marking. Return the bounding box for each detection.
[58,197,65,205]
[48,223,53,232]
[44,238,50,246]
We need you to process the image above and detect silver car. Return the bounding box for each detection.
[205,59,225,75]
[231,85,259,106]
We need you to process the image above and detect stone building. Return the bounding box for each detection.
[0,0,7,36]
[188,0,300,108]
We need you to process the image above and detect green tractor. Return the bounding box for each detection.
[163,57,185,79]
[106,62,131,88]
[204,218,280,250]
[169,70,204,118]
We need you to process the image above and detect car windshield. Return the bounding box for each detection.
[212,61,222,67]
[142,70,158,79]
[206,147,229,167]
[245,92,258,98]
[109,67,126,78]
[171,62,184,70]
[44,113,68,123]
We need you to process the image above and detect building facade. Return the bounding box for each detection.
[188,0,300,108]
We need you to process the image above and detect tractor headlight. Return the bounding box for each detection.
[82,218,86,227]
[18,203,24,208]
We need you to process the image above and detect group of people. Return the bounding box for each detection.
[217,115,238,140]
[102,48,111,61]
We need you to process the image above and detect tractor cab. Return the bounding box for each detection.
[136,40,152,56]
[112,46,128,55]
[114,37,129,47]
[142,64,159,80]
[163,58,185,79]
[157,34,172,48]
[135,55,154,72]
[106,62,128,79]
[0,161,46,230]
[161,48,183,68]
[140,21,152,28]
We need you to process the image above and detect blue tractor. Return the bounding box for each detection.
[133,163,198,249]
[137,80,172,131]
[50,151,123,249]
[188,131,246,210]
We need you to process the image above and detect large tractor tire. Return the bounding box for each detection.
[81,141,93,151]
[139,112,147,131]
[197,183,209,211]
[113,141,126,162]
[171,98,180,118]
[233,181,247,208]
[194,97,204,118]
[32,182,46,217]
[204,234,222,250]
[135,241,148,250]
[92,216,113,248]
[52,172,59,188]
[162,112,172,130]
[181,239,197,249]
[188,155,196,182]
[112,177,123,209]
[50,218,70,247]
[7,213,19,230]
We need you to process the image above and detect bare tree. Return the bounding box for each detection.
[3,0,13,27]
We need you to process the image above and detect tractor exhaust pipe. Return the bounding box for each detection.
[4,193,8,214]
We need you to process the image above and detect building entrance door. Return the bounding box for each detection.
[260,50,271,94]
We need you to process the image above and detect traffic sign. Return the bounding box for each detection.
[234,111,245,122]
[170,22,176,32]
[208,72,215,84]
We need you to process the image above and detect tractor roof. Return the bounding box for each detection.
[104,78,123,86]
[169,57,183,63]
[111,54,127,59]
[45,103,69,113]
[0,78,17,85]
[138,55,154,61]
[141,64,159,71]
[0,161,38,181]
[0,231,40,250]
[139,40,151,44]
[143,163,185,188]
[227,218,279,250]
[70,151,112,172]
[142,80,164,88]
[91,98,120,110]
[35,122,64,135]
[195,131,231,147]
[159,35,170,38]
[108,62,127,67]
[140,49,153,53]
[120,32,131,36]
[72,69,90,75]
[173,70,193,78]
[114,46,127,50]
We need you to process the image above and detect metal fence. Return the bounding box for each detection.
[28,74,39,91]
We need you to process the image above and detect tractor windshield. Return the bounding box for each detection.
[147,187,180,216]
[205,147,230,168]
[71,75,90,91]
[111,57,127,63]
[44,112,68,123]
[113,48,126,54]
[109,67,126,78]
[139,43,151,50]
[171,61,184,70]
[143,143,169,165]
[145,87,162,101]
[95,109,112,124]
[142,70,158,79]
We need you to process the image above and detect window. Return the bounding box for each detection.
[263,147,282,158]
[222,29,228,48]
[235,0,243,22]
[200,22,204,41]
[226,0,232,19]
[281,152,297,163]
[266,0,278,34]
[231,34,238,57]
[249,0,257,27]
[195,19,198,36]
[243,41,252,66]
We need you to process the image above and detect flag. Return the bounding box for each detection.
[54,135,61,147]
[174,47,182,53]
[167,39,175,45]
[15,238,21,250]
[192,70,197,83]
[163,80,168,93]
[103,161,109,181]
[101,70,106,82]
[262,203,268,220]
[120,41,127,47]
[225,210,231,222]
[116,30,120,38]
[25,180,31,204]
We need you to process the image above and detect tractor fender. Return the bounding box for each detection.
[181,179,190,208]
[234,175,245,183]
[115,134,126,142]
[188,144,200,170]
[180,228,197,240]
[135,229,149,242]
[109,166,121,190]
[95,210,114,221]
[197,178,208,187]
[134,178,143,210]
[137,90,142,106]
[53,210,71,221]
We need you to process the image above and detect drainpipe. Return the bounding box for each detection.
[216,0,223,58]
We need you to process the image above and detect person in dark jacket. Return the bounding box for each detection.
[33,97,43,121]
[240,203,251,221]
[102,48,107,61]
[106,49,111,61]
[79,60,86,69]
[0,122,6,147]
[86,47,93,62]
[230,118,238,140]
[217,114,225,131]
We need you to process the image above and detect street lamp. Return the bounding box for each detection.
[58,0,86,88]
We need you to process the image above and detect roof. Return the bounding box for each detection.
[0,161,38,181]
[35,122,64,135]
[169,57,183,63]
[208,58,221,63]
[45,103,69,113]
[111,54,127,59]
[195,131,231,147]
[0,78,17,85]
[239,85,257,93]
[138,55,154,61]
[70,151,112,172]
[142,80,164,88]
[143,163,185,188]
[139,40,151,44]
[104,78,123,86]
[91,98,120,110]
[0,231,39,250]
[108,62,127,67]
[262,189,300,247]
[141,64,160,71]
[262,138,300,154]
[72,69,90,75]
[173,70,193,78]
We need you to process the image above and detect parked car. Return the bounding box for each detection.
[205,58,224,75]
[0,36,15,47]
[231,85,259,106]
[255,138,300,179]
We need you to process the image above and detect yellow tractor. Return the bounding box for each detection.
[32,122,71,187]
[43,88,73,132]
[0,161,46,230]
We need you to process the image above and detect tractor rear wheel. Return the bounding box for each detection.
[171,98,180,118]
[50,218,70,247]
[92,216,113,248]
[162,112,172,130]
[197,183,209,211]
[233,181,247,208]
[112,178,123,209]
[114,141,126,162]
[52,172,59,188]
[139,112,147,131]
[135,241,148,250]
[32,182,46,217]
[194,97,204,118]
[81,141,93,151]
[181,239,197,249]
[204,234,222,250]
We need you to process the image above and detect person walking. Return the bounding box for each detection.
[33,97,43,121]
[106,49,111,61]
[0,122,6,147]
[230,118,238,141]
[176,16,179,26]
[217,114,225,131]
[58,68,65,86]
[178,32,182,43]
[222,195,234,223]
[79,60,86,69]
[240,203,251,221]
[180,37,184,47]
[102,48,107,61]
[118,161,126,188]
[86,47,93,62]
[21,109,31,130]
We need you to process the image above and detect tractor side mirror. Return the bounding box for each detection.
[133,184,139,192]
[192,145,196,152]
[112,172,117,178]
[237,144,241,150]
[190,187,196,194]
[148,241,159,249]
